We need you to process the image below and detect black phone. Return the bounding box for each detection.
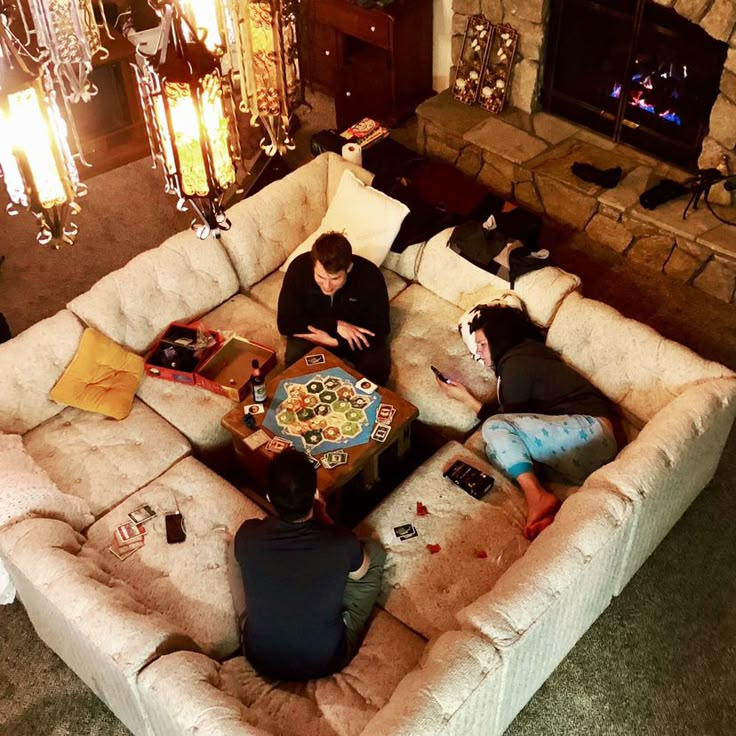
[443,460,495,500]
[431,365,451,384]
[165,512,187,544]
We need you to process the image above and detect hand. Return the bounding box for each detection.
[435,376,483,414]
[337,320,374,351]
[294,325,339,348]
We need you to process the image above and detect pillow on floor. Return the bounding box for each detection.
[50,328,144,420]
[0,433,94,531]
[458,293,525,361]
[281,169,410,272]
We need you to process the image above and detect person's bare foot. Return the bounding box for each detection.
[516,471,562,540]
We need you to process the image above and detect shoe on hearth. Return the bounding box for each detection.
[571,162,623,189]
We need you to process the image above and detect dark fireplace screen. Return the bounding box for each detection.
[542,0,728,170]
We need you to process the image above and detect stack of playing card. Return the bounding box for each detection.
[266,436,292,454]
[377,403,396,424]
[322,450,348,469]
[108,521,147,560]
[370,423,391,442]
[108,504,158,561]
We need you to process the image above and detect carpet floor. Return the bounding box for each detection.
[1,91,735,736]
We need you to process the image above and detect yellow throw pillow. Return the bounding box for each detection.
[50,328,144,420]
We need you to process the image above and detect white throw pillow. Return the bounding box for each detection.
[281,169,410,272]
[0,433,94,532]
[457,293,525,361]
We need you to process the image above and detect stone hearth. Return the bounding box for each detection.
[450,0,736,172]
[416,90,736,304]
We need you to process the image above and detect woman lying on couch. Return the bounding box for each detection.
[437,304,618,540]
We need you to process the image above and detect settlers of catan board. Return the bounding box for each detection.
[263,367,380,454]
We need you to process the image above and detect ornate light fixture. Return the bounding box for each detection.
[21,0,111,102]
[134,5,242,238]
[175,0,302,155]
[0,10,85,247]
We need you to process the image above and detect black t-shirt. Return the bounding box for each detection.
[497,340,610,418]
[234,517,363,681]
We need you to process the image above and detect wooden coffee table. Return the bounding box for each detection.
[221,349,418,512]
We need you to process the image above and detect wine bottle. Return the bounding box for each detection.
[251,359,267,403]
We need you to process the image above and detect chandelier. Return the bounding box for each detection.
[0,10,85,247]
[134,5,242,238]
[176,0,302,155]
[19,0,111,102]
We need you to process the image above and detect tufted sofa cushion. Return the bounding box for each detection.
[85,457,264,659]
[67,231,239,354]
[221,155,330,291]
[138,609,425,736]
[546,291,733,423]
[388,285,496,437]
[0,310,84,434]
[23,398,191,519]
[0,517,199,736]
[357,442,529,640]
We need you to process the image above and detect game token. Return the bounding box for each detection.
[416,501,429,516]
[394,524,418,540]
[426,544,442,554]
[356,378,377,394]
[305,353,326,366]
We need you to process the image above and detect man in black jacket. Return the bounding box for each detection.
[277,232,391,385]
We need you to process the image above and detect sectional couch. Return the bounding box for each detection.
[1,152,734,736]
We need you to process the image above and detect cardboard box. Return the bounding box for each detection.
[144,323,223,386]
[196,336,277,402]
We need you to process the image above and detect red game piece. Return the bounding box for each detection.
[416,501,429,516]
[426,544,441,554]
[475,549,488,559]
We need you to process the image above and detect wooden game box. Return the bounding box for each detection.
[144,323,224,386]
[196,336,277,401]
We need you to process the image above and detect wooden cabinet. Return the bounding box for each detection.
[303,0,433,130]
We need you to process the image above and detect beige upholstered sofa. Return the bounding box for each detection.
[1,152,734,736]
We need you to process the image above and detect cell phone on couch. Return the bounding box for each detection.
[443,459,494,500]
[165,512,187,544]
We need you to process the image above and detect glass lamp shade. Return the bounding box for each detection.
[26,0,107,101]
[0,72,84,246]
[178,0,227,56]
[234,0,302,154]
[135,50,240,209]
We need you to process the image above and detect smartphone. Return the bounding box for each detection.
[431,365,451,384]
[165,512,187,544]
[443,460,495,500]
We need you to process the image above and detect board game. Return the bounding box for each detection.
[263,367,380,454]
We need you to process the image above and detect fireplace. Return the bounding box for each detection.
[542,0,728,170]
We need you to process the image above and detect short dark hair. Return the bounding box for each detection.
[311,232,352,273]
[469,304,543,368]
[267,449,317,522]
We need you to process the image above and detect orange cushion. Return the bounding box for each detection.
[50,328,144,420]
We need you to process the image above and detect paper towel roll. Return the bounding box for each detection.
[342,142,362,166]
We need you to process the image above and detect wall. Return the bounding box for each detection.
[434,0,454,91]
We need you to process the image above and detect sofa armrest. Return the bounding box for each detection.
[361,630,504,736]
[0,518,198,735]
[455,484,630,735]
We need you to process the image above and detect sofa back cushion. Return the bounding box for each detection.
[220,155,330,290]
[416,227,580,328]
[547,292,733,423]
[67,232,239,354]
[0,310,84,434]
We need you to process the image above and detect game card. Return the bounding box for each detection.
[371,423,391,442]
[322,451,347,469]
[305,353,326,366]
[356,378,377,394]
[306,454,321,469]
[114,522,146,546]
[377,404,396,423]
[242,403,265,416]
[266,436,292,454]
[109,537,144,560]
[244,429,269,450]
[394,524,418,540]
[128,504,157,524]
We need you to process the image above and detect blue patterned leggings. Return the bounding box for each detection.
[481,413,617,485]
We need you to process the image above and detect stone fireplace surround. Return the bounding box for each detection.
[414,0,735,305]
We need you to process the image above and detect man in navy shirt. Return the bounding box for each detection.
[277,232,391,385]
[234,450,386,680]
